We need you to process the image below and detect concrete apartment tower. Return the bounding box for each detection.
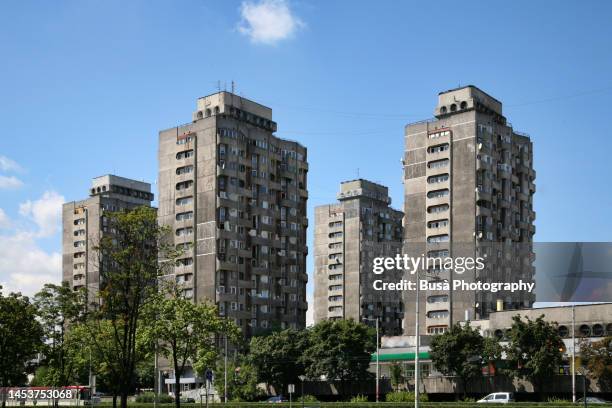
[158,91,309,336]
[403,86,536,335]
[314,179,404,335]
[62,175,154,299]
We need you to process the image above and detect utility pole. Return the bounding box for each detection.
[572,305,576,403]
[414,271,420,408]
[154,344,158,408]
[376,318,379,403]
[363,317,380,402]
[224,335,228,404]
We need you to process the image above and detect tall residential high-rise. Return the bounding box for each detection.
[314,179,404,335]
[62,175,154,299]
[403,86,536,335]
[158,91,309,336]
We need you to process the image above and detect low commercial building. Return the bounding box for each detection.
[370,303,612,395]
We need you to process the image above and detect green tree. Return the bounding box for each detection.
[141,285,240,408]
[86,206,172,408]
[580,336,612,390]
[302,320,375,392]
[389,363,404,391]
[248,328,309,394]
[0,288,44,407]
[482,336,503,375]
[214,358,263,401]
[504,315,564,400]
[68,321,123,400]
[429,323,485,397]
[33,282,86,387]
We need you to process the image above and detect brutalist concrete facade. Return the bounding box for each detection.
[403,86,536,335]
[62,175,154,302]
[314,179,404,335]
[158,92,308,336]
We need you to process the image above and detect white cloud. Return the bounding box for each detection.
[0,208,10,229]
[0,190,65,297]
[0,155,21,172]
[0,175,23,189]
[238,0,304,45]
[19,191,65,237]
[0,232,61,297]
[306,291,314,326]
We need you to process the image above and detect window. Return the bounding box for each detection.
[329,285,342,291]
[329,242,342,249]
[497,163,512,173]
[176,165,194,175]
[427,189,449,199]
[329,232,343,239]
[176,211,193,221]
[427,174,449,184]
[176,180,193,191]
[73,218,85,226]
[328,295,343,302]
[428,130,450,139]
[579,324,591,337]
[428,144,449,154]
[176,196,193,206]
[427,234,449,243]
[427,204,449,213]
[176,258,193,266]
[74,241,85,248]
[176,150,194,160]
[176,242,191,251]
[428,159,449,169]
[427,295,448,304]
[428,219,449,229]
[329,274,343,281]
[176,227,193,236]
[328,306,343,312]
[427,326,448,334]
[177,135,194,145]
[427,310,449,319]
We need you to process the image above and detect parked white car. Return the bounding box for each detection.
[477,392,515,404]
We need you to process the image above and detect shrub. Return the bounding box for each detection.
[547,397,572,404]
[349,395,368,403]
[302,395,319,402]
[135,392,174,403]
[385,391,428,402]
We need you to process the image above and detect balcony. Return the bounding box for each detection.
[476,185,491,201]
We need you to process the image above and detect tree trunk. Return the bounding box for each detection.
[120,392,128,408]
[112,394,117,408]
[174,363,181,408]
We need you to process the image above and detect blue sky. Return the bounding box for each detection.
[1,1,611,319]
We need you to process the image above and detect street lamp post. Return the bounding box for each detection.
[363,317,380,403]
[298,375,306,408]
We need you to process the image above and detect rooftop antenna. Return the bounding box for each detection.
[231,80,235,94]
[357,168,360,178]
[216,80,221,92]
